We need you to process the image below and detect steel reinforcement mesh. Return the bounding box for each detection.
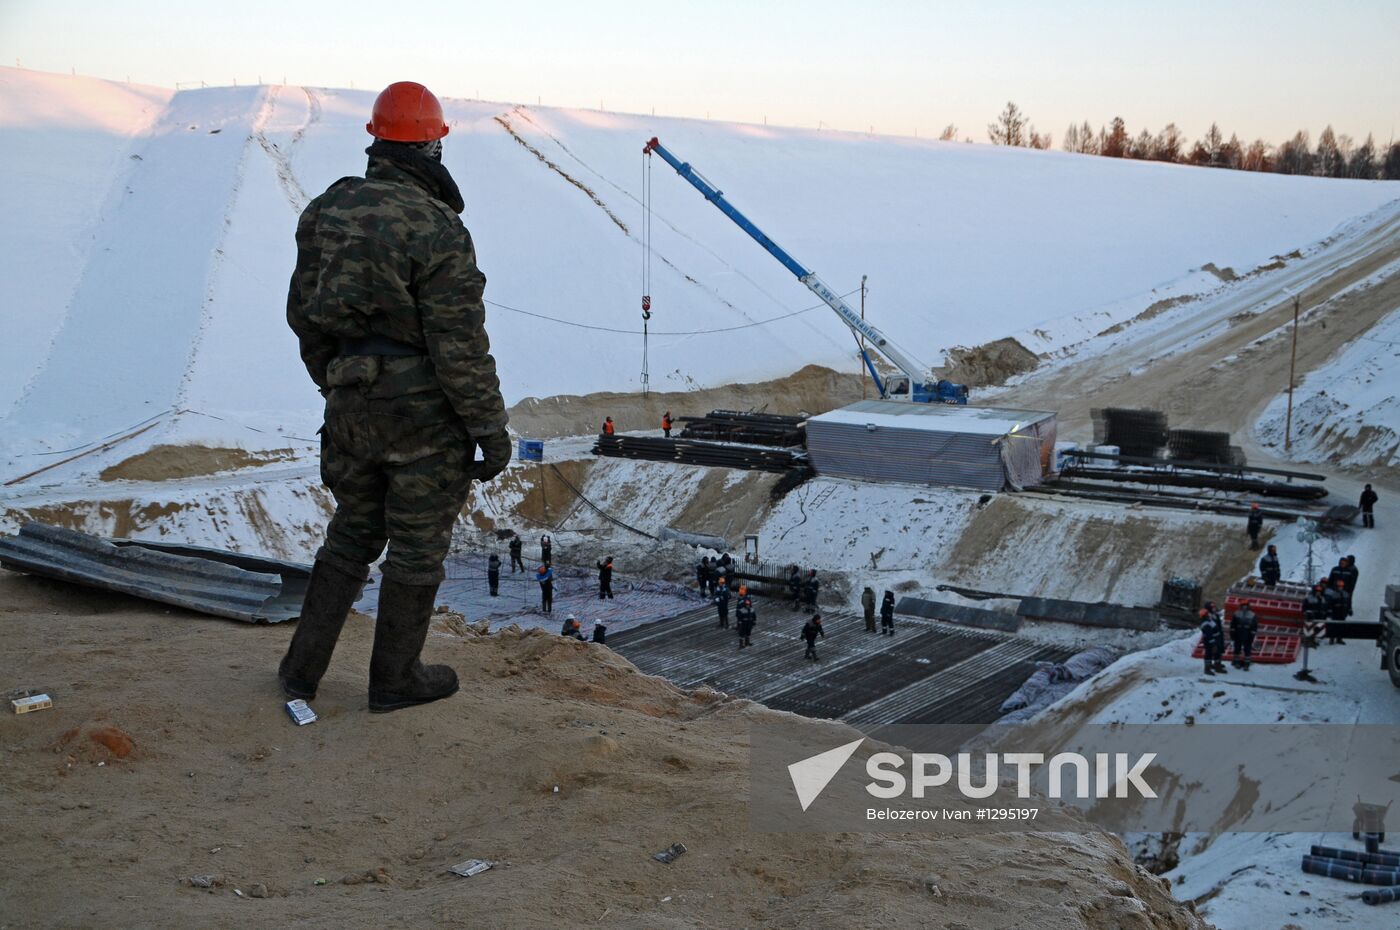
[1091,408,1169,458]
[1168,428,1234,464]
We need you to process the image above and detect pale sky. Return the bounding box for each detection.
[2,0,1397,145]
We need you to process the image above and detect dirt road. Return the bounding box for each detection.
[997,201,1400,439]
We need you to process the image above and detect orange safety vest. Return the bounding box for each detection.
[662,414,672,429]
[603,420,615,435]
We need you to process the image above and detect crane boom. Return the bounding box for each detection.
[642,136,966,404]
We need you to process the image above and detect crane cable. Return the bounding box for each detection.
[640,150,653,395]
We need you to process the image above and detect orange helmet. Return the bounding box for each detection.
[366,82,449,142]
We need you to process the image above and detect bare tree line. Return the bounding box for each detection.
[983,102,1400,179]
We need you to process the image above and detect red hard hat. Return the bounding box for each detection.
[366,82,449,142]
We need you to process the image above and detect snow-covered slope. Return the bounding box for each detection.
[1257,299,1400,469]
[0,69,172,413]
[2,67,1399,462]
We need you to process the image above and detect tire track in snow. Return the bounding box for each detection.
[494,111,629,234]
[171,87,277,416]
[253,85,313,213]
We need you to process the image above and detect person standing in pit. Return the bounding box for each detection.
[880,590,896,635]
[861,586,877,633]
[801,614,825,660]
[714,576,731,629]
[508,535,525,573]
[1258,545,1281,587]
[802,569,820,610]
[1324,579,1348,644]
[597,555,614,600]
[787,565,802,611]
[487,552,501,597]
[1340,555,1359,616]
[1360,484,1378,529]
[602,416,615,436]
[540,534,552,566]
[735,587,756,648]
[662,411,673,438]
[1230,600,1258,670]
[1246,504,1264,550]
[1200,603,1227,675]
[537,563,554,613]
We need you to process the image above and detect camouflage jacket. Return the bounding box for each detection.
[286,155,507,437]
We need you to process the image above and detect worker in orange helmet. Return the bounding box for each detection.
[280,81,509,714]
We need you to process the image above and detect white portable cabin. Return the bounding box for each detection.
[805,400,1058,491]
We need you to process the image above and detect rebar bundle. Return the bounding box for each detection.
[1091,408,1169,458]
[593,435,805,473]
[1167,428,1234,464]
[678,410,806,446]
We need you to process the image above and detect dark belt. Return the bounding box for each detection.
[339,335,425,357]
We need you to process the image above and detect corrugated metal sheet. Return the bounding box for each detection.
[0,522,310,623]
[805,400,1056,490]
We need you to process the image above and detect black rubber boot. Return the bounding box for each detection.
[1204,660,1215,675]
[367,576,459,713]
[278,558,368,700]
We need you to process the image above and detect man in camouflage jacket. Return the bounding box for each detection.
[278,81,511,713]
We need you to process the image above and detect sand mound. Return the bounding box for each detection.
[1,573,1208,929]
[507,364,864,439]
[100,444,298,482]
[942,338,1040,388]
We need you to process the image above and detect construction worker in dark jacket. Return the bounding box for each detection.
[591,619,607,645]
[597,555,615,600]
[1246,504,1264,550]
[861,587,877,633]
[1340,556,1359,615]
[696,557,712,597]
[508,536,524,573]
[801,614,825,660]
[540,534,553,566]
[560,613,584,640]
[802,569,820,609]
[735,589,756,648]
[487,553,501,596]
[1258,545,1281,587]
[1323,580,1348,644]
[1360,484,1378,528]
[880,590,896,635]
[537,564,554,613]
[1199,604,1227,675]
[1230,600,1258,669]
[787,565,802,611]
[714,577,731,628]
[279,81,510,714]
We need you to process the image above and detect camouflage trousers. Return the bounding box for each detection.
[316,375,475,586]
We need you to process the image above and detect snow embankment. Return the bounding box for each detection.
[1256,298,1400,471]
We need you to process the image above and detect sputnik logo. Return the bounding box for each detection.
[788,738,864,811]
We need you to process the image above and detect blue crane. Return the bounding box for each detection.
[642,136,968,405]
